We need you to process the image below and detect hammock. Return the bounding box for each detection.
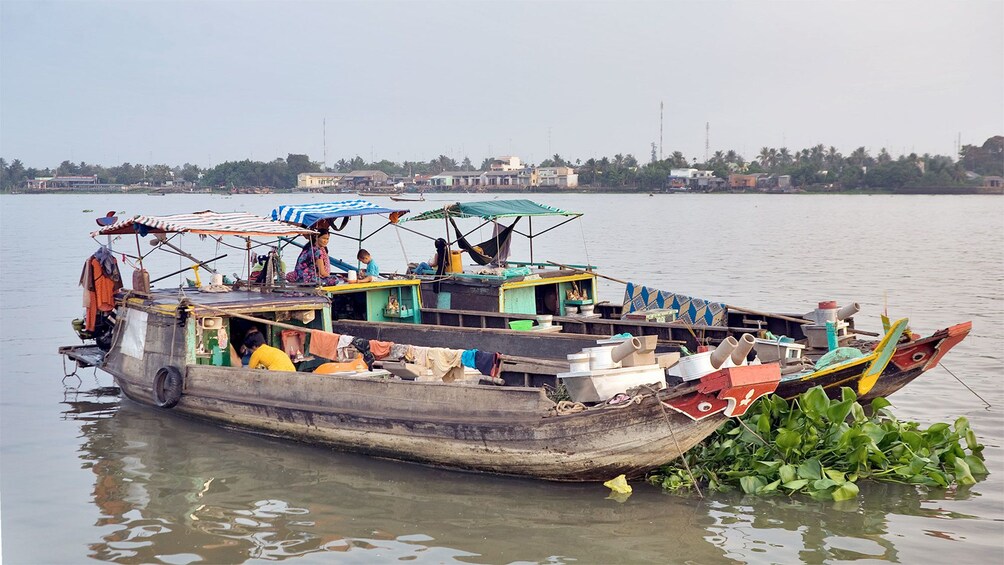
[449,217,519,266]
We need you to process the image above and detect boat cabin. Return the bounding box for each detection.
[104,290,334,375]
[401,199,598,317]
[270,200,424,325]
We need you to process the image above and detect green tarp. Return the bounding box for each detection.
[404,199,579,222]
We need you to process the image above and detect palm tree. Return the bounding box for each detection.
[758,147,772,169]
[848,147,870,168]
[778,147,792,167]
[825,146,842,171]
[810,144,825,166]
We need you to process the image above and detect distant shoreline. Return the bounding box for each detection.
[3,186,1000,196]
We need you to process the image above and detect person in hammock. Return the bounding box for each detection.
[286,232,342,285]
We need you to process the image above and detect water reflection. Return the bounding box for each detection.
[67,396,735,563]
[65,394,988,564]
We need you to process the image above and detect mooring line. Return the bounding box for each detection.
[647,385,703,499]
[940,362,991,409]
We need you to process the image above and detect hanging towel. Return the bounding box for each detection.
[427,347,464,381]
[461,349,478,369]
[281,330,306,358]
[389,343,409,361]
[310,330,340,360]
[474,350,501,378]
[411,346,429,368]
[337,334,355,361]
[369,340,394,360]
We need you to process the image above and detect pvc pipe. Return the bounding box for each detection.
[837,302,860,321]
[826,321,838,351]
[611,337,643,363]
[731,333,756,365]
[710,336,739,369]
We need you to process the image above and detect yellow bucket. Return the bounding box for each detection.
[448,250,463,273]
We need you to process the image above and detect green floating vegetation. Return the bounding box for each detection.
[650,386,988,501]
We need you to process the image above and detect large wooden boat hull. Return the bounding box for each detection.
[93,298,776,482]
[109,364,724,481]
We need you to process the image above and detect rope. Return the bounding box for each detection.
[940,362,991,408]
[577,216,591,275]
[553,400,587,415]
[212,236,273,252]
[394,221,410,265]
[645,384,703,498]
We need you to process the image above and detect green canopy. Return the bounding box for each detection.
[404,199,579,222]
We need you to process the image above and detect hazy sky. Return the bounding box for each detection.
[2,0,1001,169]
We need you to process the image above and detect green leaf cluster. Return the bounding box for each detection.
[649,386,988,501]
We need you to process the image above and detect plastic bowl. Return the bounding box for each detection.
[509,320,534,331]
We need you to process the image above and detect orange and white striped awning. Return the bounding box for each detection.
[92,210,316,237]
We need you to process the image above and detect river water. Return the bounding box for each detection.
[1,192,1002,564]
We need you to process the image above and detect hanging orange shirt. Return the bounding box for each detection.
[85,256,122,331]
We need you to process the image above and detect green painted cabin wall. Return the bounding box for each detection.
[502,286,537,314]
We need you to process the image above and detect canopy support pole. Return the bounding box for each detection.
[134,234,144,272]
[529,216,534,264]
[246,237,252,282]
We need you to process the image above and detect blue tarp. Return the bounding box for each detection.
[270,200,409,227]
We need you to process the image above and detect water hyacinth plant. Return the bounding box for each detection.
[649,386,987,500]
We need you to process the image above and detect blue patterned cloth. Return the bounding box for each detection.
[623,282,728,326]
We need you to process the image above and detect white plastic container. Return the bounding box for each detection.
[586,346,621,370]
[566,352,590,373]
[558,365,666,403]
[666,351,717,381]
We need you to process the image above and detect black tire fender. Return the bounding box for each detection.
[153,366,183,408]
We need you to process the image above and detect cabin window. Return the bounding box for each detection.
[332,293,368,321]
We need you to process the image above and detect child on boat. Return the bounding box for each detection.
[356,249,379,283]
[244,331,296,372]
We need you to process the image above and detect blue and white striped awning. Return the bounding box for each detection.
[92,211,316,237]
[270,200,409,227]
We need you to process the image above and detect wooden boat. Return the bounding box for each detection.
[60,210,781,482]
[335,314,971,404]
[389,192,425,202]
[265,199,971,404]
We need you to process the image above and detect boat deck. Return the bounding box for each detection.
[58,344,106,368]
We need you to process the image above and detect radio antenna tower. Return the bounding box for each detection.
[705,122,710,163]
[659,101,664,161]
[323,118,327,171]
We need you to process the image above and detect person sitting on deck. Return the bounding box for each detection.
[244,331,296,372]
[356,249,379,283]
[414,238,449,275]
[286,232,342,286]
